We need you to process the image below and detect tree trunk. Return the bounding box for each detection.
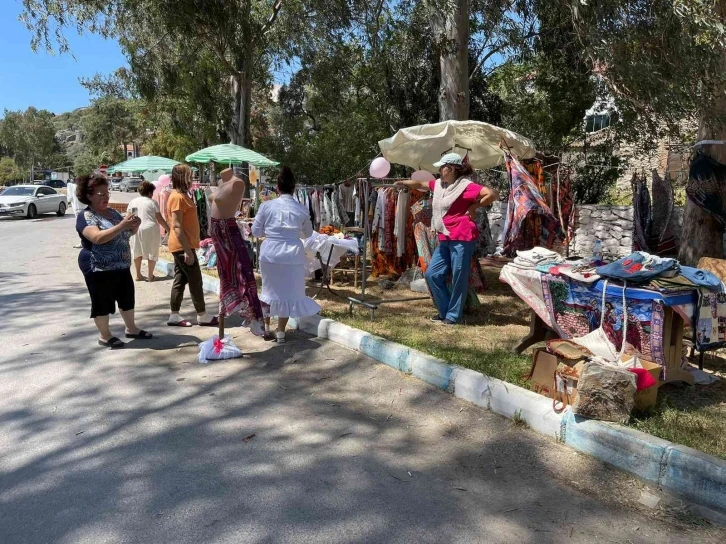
[229,40,254,148]
[678,1,726,266]
[678,125,726,266]
[432,0,470,121]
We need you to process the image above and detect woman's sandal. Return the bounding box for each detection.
[125,330,153,339]
[99,337,124,349]
[198,316,220,327]
[167,320,193,327]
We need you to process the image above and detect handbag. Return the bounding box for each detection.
[571,279,630,363]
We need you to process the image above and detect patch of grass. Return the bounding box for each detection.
[512,409,529,428]
[319,268,533,387]
[630,381,726,460]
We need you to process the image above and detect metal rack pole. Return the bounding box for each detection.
[361,177,370,296]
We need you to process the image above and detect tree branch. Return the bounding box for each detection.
[262,0,284,35]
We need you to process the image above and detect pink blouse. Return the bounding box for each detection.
[428,180,484,242]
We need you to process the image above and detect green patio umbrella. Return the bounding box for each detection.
[185,143,279,168]
[107,155,180,174]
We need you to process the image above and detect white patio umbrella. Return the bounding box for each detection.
[378,120,536,172]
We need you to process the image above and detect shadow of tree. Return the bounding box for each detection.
[1,214,724,544]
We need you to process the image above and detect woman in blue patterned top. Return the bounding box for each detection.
[75,173,153,348]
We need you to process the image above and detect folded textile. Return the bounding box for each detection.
[535,263,566,274]
[596,251,678,283]
[516,246,562,264]
[679,265,724,292]
[558,265,601,284]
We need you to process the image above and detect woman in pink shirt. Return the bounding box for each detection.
[397,153,498,324]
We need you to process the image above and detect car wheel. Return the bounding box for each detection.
[26,204,37,219]
[57,202,66,216]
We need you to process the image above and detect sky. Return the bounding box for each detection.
[0,0,128,115]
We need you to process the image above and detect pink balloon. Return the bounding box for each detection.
[369,157,391,179]
[411,170,434,182]
[155,174,171,188]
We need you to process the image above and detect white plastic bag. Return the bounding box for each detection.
[198,334,242,363]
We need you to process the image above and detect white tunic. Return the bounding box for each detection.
[252,195,313,264]
[251,194,319,318]
[127,196,161,261]
[66,181,83,216]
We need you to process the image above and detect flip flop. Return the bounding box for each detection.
[99,337,124,349]
[167,320,193,327]
[198,316,220,327]
[126,330,153,339]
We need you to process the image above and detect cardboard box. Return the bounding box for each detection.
[528,349,580,408]
[530,349,662,412]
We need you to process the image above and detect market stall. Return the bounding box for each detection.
[341,120,541,318]
[500,246,726,391]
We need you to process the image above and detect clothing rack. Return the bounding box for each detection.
[348,177,430,319]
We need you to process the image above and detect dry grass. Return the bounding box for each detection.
[157,251,726,459]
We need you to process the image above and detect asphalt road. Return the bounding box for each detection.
[0,214,724,544]
[109,189,137,204]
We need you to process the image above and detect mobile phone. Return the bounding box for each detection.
[130,207,138,216]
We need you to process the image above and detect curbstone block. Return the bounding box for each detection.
[563,411,669,486]
[298,315,332,338]
[155,259,174,278]
[408,350,457,392]
[486,378,564,439]
[454,367,493,407]
[661,444,726,513]
[327,322,370,352]
[201,273,220,295]
[360,335,411,373]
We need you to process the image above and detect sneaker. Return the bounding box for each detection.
[440,319,457,325]
[275,331,286,344]
[430,315,444,322]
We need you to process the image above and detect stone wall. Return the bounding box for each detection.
[488,203,685,258]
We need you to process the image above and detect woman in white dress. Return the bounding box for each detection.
[127,181,170,282]
[252,167,320,343]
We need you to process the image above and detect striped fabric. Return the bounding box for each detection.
[185,144,279,168]
[107,156,180,174]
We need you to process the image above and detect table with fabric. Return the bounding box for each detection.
[303,232,360,297]
[500,265,696,384]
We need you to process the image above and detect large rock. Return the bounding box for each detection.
[572,362,637,423]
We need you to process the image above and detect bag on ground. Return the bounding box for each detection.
[198,334,242,363]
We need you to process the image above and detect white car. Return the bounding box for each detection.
[0,185,67,219]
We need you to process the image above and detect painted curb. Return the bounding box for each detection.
[563,411,670,486]
[663,444,726,512]
[296,315,726,517]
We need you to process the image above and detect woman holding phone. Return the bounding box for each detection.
[127,181,170,282]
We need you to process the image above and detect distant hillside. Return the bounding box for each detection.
[52,107,90,162]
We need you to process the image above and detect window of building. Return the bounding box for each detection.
[585,113,611,133]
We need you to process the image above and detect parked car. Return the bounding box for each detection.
[110,177,123,191]
[0,185,67,218]
[44,180,67,189]
[119,177,142,192]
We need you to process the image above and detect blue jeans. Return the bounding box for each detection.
[425,240,476,323]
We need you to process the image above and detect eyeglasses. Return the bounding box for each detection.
[92,192,110,197]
